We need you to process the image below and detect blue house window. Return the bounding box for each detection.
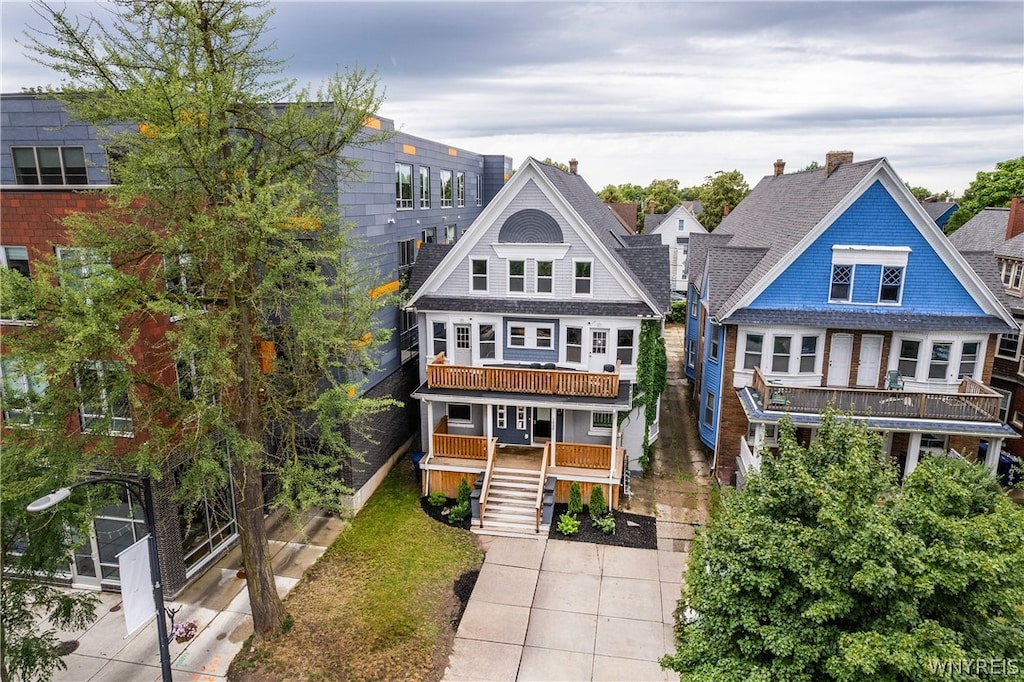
[703,391,714,426]
[879,266,904,303]
[709,325,720,361]
[830,265,852,302]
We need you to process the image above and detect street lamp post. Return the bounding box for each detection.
[27,475,173,682]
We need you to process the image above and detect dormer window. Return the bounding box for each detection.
[830,245,910,305]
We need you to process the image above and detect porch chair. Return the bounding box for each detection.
[885,370,904,390]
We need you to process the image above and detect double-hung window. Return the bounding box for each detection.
[743,334,763,370]
[709,325,720,361]
[772,336,791,373]
[998,332,1019,359]
[12,146,88,185]
[566,327,583,363]
[879,266,904,303]
[419,166,431,208]
[475,174,483,206]
[830,265,852,302]
[395,163,413,209]
[456,171,466,207]
[77,361,132,434]
[703,391,714,427]
[479,324,495,359]
[617,329,634,364]
[799,336,818,373]
[536,261,553,293]
[444,225,457,244]
[440,170,453,208]
[898,339,920,378]
[928,342,951,380]
[1,246,33,321]
[574,261,592,295]
[432,322,447,356]
[509,322,554,350]
[508,260,525,293]
[1,357,48,426]
[471,259,488,291]
[959,341,979,378]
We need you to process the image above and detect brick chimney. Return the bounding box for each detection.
[569,158,578,175]
[1007,197,1024,241]
[825,150,854,177]
[723,204,731,216]
[774,159,785,176]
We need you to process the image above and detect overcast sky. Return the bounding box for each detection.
[2,1,1021,195]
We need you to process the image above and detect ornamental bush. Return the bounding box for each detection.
[588,485,607,520]
[568,481,583,515]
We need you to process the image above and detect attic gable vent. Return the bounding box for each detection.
[498,208,564,243]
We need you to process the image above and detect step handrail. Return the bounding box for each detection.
[535,442,550,533]
[477,437,498,527]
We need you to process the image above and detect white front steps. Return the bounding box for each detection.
[476,466,548,536]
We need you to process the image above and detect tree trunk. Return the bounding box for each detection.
[232,456,286,639]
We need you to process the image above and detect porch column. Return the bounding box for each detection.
[550,409,558,468]
[610,410,619,478]
[426,401,434,458]
[985,437,1003,473]
[904,432,923,478]
[485,402,492,441]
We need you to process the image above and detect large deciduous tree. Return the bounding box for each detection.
[8,0,395,641]
[697,170,750,231]
[944,156,1024,234]
[662,412,1024,681]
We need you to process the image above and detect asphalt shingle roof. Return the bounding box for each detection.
[408,243,451,295]
[725,307,1014,333]
[412,295,656,318]
[921,201,958,222]
[994,233,1024,260]
[948,208,1010,252]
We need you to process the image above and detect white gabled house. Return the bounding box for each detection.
[642,203,707,292]
[406,157,670,534]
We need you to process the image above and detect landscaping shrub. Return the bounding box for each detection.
[589,485,607,520]
[667,300,687,323]
[427,491,447,507]
[592,514,616,535]
[568,481,583,515]
[557,513,581,536]
[448,501,470,524]
[456,476,472,507]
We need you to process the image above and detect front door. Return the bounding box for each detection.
[453,324,472,365]
[589,329,609,372]
[856,334,884,387]
[827,333,853,387]
[533,408,552,441]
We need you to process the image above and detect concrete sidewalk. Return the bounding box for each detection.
[443,537,685,682]
[50,509,346,681]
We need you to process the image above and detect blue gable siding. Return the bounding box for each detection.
[502,318,559,362]
[748,181,985,316]
[698,318,723,450]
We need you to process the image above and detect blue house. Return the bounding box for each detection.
[686,151,1017,487]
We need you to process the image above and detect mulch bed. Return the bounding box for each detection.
[547,503,658,549]
[420,497,473,530]
[419,497,657,549]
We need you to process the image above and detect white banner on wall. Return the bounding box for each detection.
[117,536,156,637]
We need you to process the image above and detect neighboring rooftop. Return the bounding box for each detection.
[948,208,1012,252]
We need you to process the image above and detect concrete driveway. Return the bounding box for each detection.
[443,536,685,682]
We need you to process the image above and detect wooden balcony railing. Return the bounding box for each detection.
[751,367,1002,423]
[426,352,620,398]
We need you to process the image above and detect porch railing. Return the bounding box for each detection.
[432,417,490,459]
[556,443,612,469]
[427,352,620,398]
[477,437,498,528]
[751,367,1001,422]
[535,442,550,533]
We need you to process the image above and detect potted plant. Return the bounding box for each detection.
[170,619,198,643]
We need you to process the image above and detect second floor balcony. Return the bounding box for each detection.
[426,352,621,398]
[749,367,1003,423]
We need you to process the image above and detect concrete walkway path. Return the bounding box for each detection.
[443,323,713,681]
[49,509,346,681]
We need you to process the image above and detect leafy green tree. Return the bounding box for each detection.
[697,170,750,231]
[542,157,570,173]
[801,160,822,171]
[12,0,395,640]
[644,178,685,217]
[945,156,1024,234]
[663,411,1024,681]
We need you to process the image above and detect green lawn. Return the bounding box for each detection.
[229,463,483,681]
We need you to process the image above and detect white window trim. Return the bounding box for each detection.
[507,259,526,294]
[832,245,911,267]
[515,406,527,431]
[431,321,447,357]
[419,166,431,209]
[507,321,555,350]
[877,265,905,306]
[889,334,986,384]
[447,403,472,425]
[456,171,466,208]
[572,259,593,297]
[477,322,498,361]
[616,328,636,366]
[470,257,489,293]
[734,327,825,380]
[76,361,133,436]
[589,411,613,436]
[395,162,413,210]
[708,324,720,362]
[565,326,584,365]
[829,264,854,303]
[496,405,507,429]
[997,332,1019,359]
[440,169,453,208]
[534,260,554,296]
[0,358,48,427]
[1,245,33,324]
